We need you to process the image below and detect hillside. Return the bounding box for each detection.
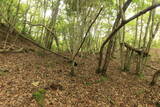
[0,25,160,106]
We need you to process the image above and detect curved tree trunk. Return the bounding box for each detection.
[97,3,160,76]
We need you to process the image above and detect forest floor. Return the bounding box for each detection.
[0,26,160,107]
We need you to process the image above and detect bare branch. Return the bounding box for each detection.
[73,7,103,60]
[101,3,160,52]
[24,21,55,36]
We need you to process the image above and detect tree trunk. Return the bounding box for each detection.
[97,3,160,75]
[96,0,132,75]
[44,0,60,50]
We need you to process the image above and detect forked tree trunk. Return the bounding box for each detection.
[96,0,132,75]
[97,3,160,76]
[136,0,157,75]
[44,0,60,50]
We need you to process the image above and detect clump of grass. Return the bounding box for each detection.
[156,102,160,107]
[84,82,92,86]
[84,76,108,86]
[137,73,144,79]
[0,69,9,76]
[95,76,108,83]
[32,88,46,107]
[0,71,6,76]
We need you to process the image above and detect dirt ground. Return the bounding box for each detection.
[0,29,160,107]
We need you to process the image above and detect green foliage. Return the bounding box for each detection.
[156,102,160,107]
[99,76,108,81]
[151,41,160,48]
[137,73,144,79]
[0,0,158,54]
[84,82,92,86]
[0,71,6,76]
[84,76,108,86]
[32,88,46,107]
[125,35,135,45]
[0,69,9,76]
[133,0,139,3]
[65,0,103,13]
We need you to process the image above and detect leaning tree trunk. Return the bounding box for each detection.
[97,3,160,76]
[136,0,156,75]
[44,0,60,50]
[70,7,103,76]
[135,15,144,75]
[96,0,132,75]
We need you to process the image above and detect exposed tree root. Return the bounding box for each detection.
[0,48,34,53]
[144,64,160,86]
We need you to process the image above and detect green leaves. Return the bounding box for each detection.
[32,88,46,107]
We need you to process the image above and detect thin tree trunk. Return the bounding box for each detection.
[96,0,132,75]
[44,0,60,50]
[97,3,160,75]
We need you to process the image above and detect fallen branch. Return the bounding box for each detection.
[0,48,34,53]
[121,42,149,57]
[0,14,74,63]
[102,3,160,46]
[98,3,160,72]
[24,21,55,36]
[145,64,158,71]
[17,34,77,64]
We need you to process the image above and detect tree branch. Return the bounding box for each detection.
[99,3,160,58]
[0,13,72,61]
[102,3,160,47]
[24,21,55,36]
[73,7,103,60]
[121,42,149,57]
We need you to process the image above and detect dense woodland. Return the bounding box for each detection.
[0,0,160,106]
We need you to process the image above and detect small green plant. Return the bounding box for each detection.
[95,76,108,83]
[137,73,144,79]
[32,88,46,107]
[84,76,108,86]
[0,69,9,76]
[0,71,6,76]
[84,82,92,86]
[156,102,160,107]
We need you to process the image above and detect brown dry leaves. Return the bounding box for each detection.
[0,40,159,106]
